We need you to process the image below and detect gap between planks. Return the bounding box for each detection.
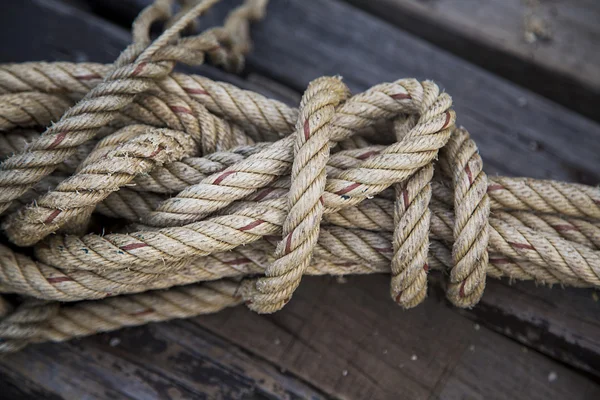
[344,0,600,123]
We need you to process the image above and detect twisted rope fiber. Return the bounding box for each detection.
[1,194,596,304]
[241,77,353,312]
[0,0,599,352]
[29,81,458,277]
[3,64,595,219]
[0,0,267,216]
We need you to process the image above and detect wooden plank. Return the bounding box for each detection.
[0,341,194,400]
[0,366,65,400]
[0,321,326,399]
[344,0,600,123]
[0,0,599,398]
[195,275,600,400]
[456,280,600,377]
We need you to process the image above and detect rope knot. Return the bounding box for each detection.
[239,77,490,311]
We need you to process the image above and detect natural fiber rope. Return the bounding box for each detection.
[0,0,599,352]
[0,0,266,215]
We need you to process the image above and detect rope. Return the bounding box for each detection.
[0,0,263,216]
[0,0,599,352]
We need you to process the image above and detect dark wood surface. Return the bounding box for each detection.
[345,0,600,123]
[0,0,599,399]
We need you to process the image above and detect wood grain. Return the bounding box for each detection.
[345,0,600,122]
[457,280,600,377]
[195,275,600,399]
[0,321,325,399]
[242,0,600,184]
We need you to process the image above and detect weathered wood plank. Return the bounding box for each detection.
[0,365,65,400]
[0,321,326,399]
[345,0,600,123]
[456,280,600,376]
[1,1,600,398]
[195,276,600,400]
[0,340,198,400]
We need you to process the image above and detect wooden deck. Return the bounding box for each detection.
[0,0,599,398]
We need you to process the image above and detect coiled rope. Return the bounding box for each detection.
[0,0,599,353]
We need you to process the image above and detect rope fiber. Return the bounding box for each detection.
[0,0,599,352]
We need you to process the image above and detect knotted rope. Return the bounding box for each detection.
[0,0,598,352]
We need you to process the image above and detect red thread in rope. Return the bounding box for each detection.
[303,119,310,141]
[239,220,265,232]
[487,184,504,192]
[213,170,236,185]
[253,188,276,202]
[131,62,147,77]
[47,276,73,284]
[336,182,360,196]
[391,93,411,100]
[169,106,193,115]
[47,132,67,150]
[184,87,208,95]
[44,210,62,224]
[553,225,577,232]
[465,163,473,185]
[120,243,148,251]
[402,189,409,209]
[441,111,452,130]
[509,241,535,251]
[284,232,293,254]
[74,73,102,81]
[130,308,155,317]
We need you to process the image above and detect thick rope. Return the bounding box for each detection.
[0,0,264,215]
[389,112,432,308]
[0,93,72,131]
[0,0,599,352]
[441,127,490,307]
[243,77,351,313]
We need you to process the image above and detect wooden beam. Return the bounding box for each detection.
[195,275,600,399]
[0,321,325,399]
[344,0,600,123]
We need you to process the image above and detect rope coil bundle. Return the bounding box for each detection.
[0,0,599,353]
